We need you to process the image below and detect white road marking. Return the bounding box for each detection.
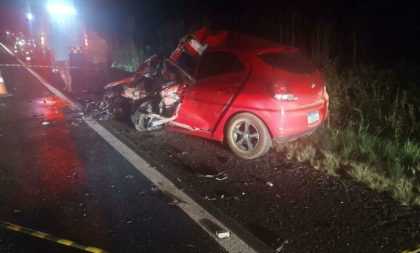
[84,119,257,253]
[0,42,258,253]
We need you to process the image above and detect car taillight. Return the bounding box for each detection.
[266,82,298,101]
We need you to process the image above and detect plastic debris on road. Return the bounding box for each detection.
[197,172,227,179]
[41,121,50,126]
[276,239,288,252]
[204,195,217,201]
[215,174,228,181]
[215,230,230,239]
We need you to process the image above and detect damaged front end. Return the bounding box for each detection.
[94,29,209,131]
[128,32,208,132]
[130,69,191,132]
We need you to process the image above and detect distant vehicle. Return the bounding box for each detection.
[12,34,37,63]
[110,27,329,159]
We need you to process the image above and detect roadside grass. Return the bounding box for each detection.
[274,62,420,207]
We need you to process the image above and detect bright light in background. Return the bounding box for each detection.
[47,3,77,16]
[26,13,34,20]
[41,32,45,46]
[84,34,88,47]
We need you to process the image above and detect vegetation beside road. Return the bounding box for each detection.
[110,20,420,206]
[275,61,420,206]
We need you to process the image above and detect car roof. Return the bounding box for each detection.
[194,27,297,53]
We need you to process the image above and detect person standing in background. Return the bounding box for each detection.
[48,15,82,93]
[89,31,110,89]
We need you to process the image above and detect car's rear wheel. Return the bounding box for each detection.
[225,113,272,159]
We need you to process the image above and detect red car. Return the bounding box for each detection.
[133,28,329,159]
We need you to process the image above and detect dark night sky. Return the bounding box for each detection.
[1,0,419,63]
[85,0,420,62]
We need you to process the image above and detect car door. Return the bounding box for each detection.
[174,51,248,131]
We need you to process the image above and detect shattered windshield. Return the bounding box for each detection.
[174,51,198,77]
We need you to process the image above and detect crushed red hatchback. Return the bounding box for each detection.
[130,27,329,159]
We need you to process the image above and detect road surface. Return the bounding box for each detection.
[1,43,419,253]
[0,44,259,253]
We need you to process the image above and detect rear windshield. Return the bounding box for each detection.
[258,52,316,73]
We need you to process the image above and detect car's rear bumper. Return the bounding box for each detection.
[273,125,320,143]
[267,98,328,139]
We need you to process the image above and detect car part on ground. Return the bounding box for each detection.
[81,91,130,121]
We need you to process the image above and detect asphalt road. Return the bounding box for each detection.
[1,43,419,253]
[0,47,233,252]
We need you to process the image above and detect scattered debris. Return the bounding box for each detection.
[168,199,181,205]
[81,91,129,121]
[204,195,217,201]
[275,240,289,252]
[125,175,134,179]
[204,191,232,200]
[138,191,147,196]
[72,111,84,117]
[197,172,226,178]
[215,173,228,181]
[41,121,50,126]
[181,151,188,156]
[126,220,133,224]
[215,229,231,239]
[13,209,20,213]
[266,181,274,187]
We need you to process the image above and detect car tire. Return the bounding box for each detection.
[225,113,272,159]
[131,111,149,132]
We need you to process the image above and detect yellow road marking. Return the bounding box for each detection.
[57,239,75,246]
[402,245,420,253]
[0,221,109,253]
[85,246,107,253]
[0,63,81,69]
[31,230,49,238]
